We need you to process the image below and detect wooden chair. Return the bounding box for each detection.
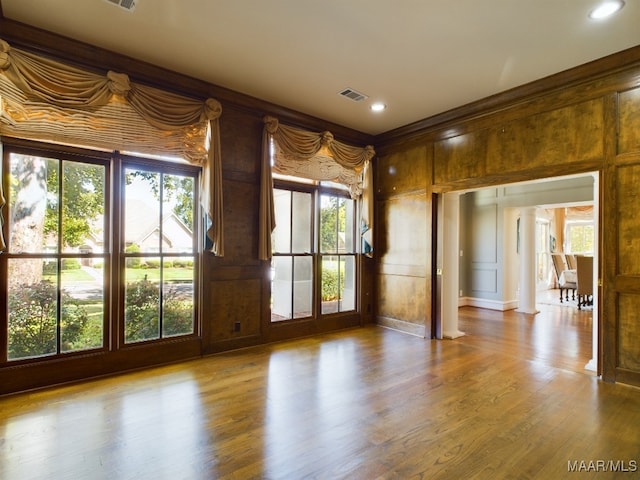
[576,255,593,310]
[551,253,576,303]
[565,254,577,270]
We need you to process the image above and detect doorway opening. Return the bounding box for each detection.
[437,172,599,375]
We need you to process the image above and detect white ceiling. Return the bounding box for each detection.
[2,0,640,135]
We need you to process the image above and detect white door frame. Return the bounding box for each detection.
[439,173,600,373]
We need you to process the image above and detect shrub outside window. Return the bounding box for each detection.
[1,144,200,364]
[271,179,357,322]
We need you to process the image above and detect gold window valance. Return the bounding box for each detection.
[0,39,223,255]
[259,116,375,260]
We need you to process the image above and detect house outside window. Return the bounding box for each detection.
[1,143,200,363]
[122,163,198,343]
[5,152,107,360]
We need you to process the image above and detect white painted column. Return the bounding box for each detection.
[442,192,464,339]
[585,172,599,372]
[516,207,539,314]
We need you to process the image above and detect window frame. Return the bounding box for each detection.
[271,176,359,322]
[318,187,358,315]
[1,140,112,364]
[565,220,595,255]
[0,139,202,367]
[116,154,202,347]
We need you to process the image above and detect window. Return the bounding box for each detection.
[4,150,108,360]
[1,143,200,364]
[566,222,594,254]
[271,188,313,320]
[535,218,550,286]
[320,193,356,314]
[271,180,357,322]
[123,164,198,343]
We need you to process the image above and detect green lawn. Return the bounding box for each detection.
[44,269,94,283]
[44,267,194,283]
[126,267,194,282]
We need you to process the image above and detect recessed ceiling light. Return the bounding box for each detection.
[370,102,386,112]
[589,1,625,19]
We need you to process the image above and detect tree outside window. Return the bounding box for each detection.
[270,182,357,322]
[566,222,594,254]
[320,194,356,314]
[2,147,200,362]
[6,153,106,360]
[123,167,197,343]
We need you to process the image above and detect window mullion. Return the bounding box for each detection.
[290,256,295,321]
[113,154,124,348]
[289,191,295,319]
[313,191,320,317]
[56,159,63,354]
[289,191,295,254]
[158,173,164,338]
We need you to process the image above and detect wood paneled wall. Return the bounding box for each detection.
[606,85,640,384]
[434,98,605,183]
[375,46,640,386]
[374,145,432,336]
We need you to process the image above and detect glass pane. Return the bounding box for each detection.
[125,170,160,254]
[321,255,341,314]
[61,258,104,353]
[124,257,160,343]
[343,198,355,253]
[291,192,311,253]
[584,225,594,253]
[163,174,195,253]
[271,256,292,321]
[320,180,349,191]
[9,154,58,254]
[320,194,338,253]
[162,258,194,337]
[272,189,292,253]
[293,256,312,319]
[322,255,356,314]
[62,161,106,254]
[337,198,347,252]
[7,259,58,360]
[341,256,356,312]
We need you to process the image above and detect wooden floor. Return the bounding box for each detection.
[1,301,639,479]
[458,291,595,375]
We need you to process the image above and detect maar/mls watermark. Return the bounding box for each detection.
[568,459,638,473]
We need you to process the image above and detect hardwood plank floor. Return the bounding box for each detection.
[1,305,638,479]
[457,293,594,375]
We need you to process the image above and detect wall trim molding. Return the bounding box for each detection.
[459,296,519,312]
[375,46,640,152]
[376,316,427,338]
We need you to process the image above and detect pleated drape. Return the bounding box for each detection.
[259,116,375,260]
[0,139,5,251]
[0,39,224,255]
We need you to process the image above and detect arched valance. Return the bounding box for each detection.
[0,141,5,251]
[263,115,374,196]
[0,39,223,255]
[259,116,375,260]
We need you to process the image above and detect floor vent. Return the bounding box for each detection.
[338,88,368,102]
[104,0,137,12]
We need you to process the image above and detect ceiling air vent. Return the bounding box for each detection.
[104,0,137,12]
[338,88,368,102]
